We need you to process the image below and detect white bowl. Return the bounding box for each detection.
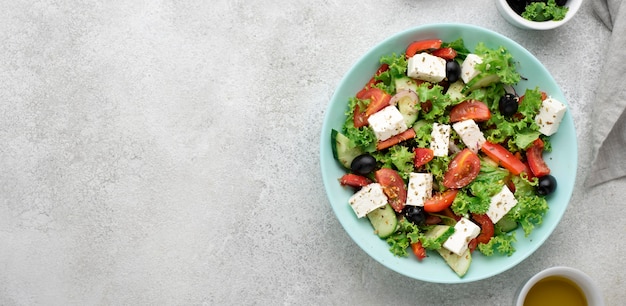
[495,0,582,30]
[515,266,605,306]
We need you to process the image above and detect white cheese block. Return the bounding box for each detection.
[452,119,486,153]
[407,52,447,83]
[430,123,451,157]
[443,217,481,256]
[368,105,408,142]
[461,54,482,84]
[406,173,433,207]
[348,183,388,218]
[535,97,567,136]
[486,185,518,224]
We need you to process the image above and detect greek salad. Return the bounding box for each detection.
[331,38,567,277]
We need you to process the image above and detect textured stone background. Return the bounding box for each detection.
[0,0,622,305]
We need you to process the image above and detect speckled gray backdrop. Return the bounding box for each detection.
[0,0,623,305]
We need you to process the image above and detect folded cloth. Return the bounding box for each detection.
[585,0,626,187]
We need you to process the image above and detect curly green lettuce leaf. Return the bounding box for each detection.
[416,82,451,121]
[375,53,408,94]
[473,42,521,85]
[386,218,420,257]
[342,97,377,152]
[424,155,450,190]
[372,145,415,180]
[442,38,471,60]
[508,175,549,236]
[522,0,569,22]
[452,159,509,215]
[477,232,517,256]
[483,87,544,152]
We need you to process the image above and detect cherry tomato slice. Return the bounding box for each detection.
[357,87,392,117]
[449,100,492,123]
[481,141,529,176]
[377,128,416,151]
[431,47,457,60]
[424,189,459,213]
[339,173,372,188]
[526,138,551,177]
[410,241,427,261]
[406,39,443,58]
[414,148,435,168]
[353,104,368,128]
[443,149,481,189]
[375,168,407,213]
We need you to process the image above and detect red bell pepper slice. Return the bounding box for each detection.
[406,39,443,58]
[339,173,372,188]
[481,141,529,176]
[376,128,416,151]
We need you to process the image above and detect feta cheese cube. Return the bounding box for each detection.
[368,106,408,142]
[406,173,433,207]
[486,185,518,224]
[452,119,486,153]
[348,183,388,218]
[461,54,483,84]
[430,123,451,157]
[443,217,481,256]
[407,52,447,83]
[535,97,567,136]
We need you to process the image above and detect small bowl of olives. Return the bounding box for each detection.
[495,0,582,30]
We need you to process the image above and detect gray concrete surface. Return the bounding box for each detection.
[0,0,622,305]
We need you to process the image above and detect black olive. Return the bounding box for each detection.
[499,93,519,117]
[445,61,461,83]
[350,154,377,175]
[507,0,528,15]
[537,175,557,195]
[403,205,426,225]
[555,0,567,6]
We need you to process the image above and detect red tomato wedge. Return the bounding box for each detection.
[411,241,427,261]
[357,87,392,117]
[377,128,416,151]
[526,138,550,177]
[481,141,529,176]
[375,168,407,213]
[424,189,459,213]
[406,39,443,58]
[431,47,457,60]
[339,173,372,188]
[414,148,435,168]
[443,149,481,189]
[353,104,368,128]
[449,100,491,123]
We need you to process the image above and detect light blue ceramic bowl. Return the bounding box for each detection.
[320,23,577,283]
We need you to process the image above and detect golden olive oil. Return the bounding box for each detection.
[524,276,587,306]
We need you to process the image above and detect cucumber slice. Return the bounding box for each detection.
[395,76,418,92]
[437,247,472,277]
[331,129,363,169]
[397,94,419,127]
[423,225,455,248]
[496,215,518,232]
[446,80,466,102]
[366,204,398,238]
[464,73,500,92]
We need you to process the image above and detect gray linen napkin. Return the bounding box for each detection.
[585,0,626,187]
